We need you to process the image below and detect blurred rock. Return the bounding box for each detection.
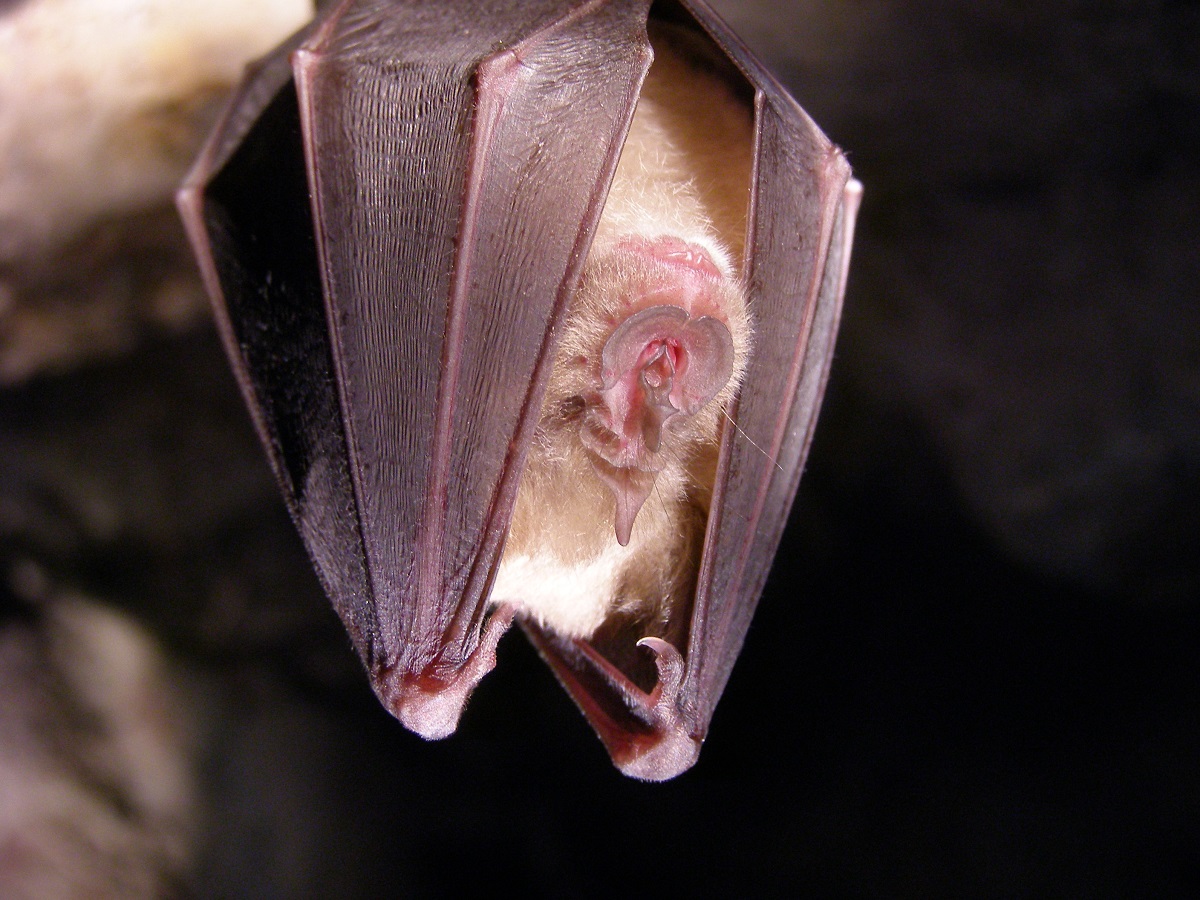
[0,578,196,898]
[0,0,312,381]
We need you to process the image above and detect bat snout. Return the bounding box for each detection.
[577,302,734,545]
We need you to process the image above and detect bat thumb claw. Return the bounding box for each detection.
[614,636,702,781]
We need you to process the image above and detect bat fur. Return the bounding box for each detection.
[492,25,754,640]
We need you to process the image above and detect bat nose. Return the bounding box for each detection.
[600,303,735,418]
[581,303,736,544]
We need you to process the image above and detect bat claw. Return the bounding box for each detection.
[636,635,685,720]
[611,638,702,781]
[524,622,700,781]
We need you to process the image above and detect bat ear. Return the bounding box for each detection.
[599,305,735,417]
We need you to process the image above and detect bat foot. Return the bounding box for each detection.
[609,637,702,780]
[611,724,702,782]
[374,606,516,740]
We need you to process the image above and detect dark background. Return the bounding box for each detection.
[2,0,1197,896]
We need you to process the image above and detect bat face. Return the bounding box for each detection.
[178,0,859,780]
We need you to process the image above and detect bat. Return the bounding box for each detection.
[177,0,859,781]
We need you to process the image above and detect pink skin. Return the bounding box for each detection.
[611,235,731,318]
[580,237,737,545]
[621,234,725,279]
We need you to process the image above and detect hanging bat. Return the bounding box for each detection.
[177,0,860,781]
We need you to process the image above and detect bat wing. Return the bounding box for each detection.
[520,0,861,779]
[179,0,857,780]
[178,0,654,737]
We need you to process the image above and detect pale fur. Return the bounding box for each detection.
[491,25,754,638]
